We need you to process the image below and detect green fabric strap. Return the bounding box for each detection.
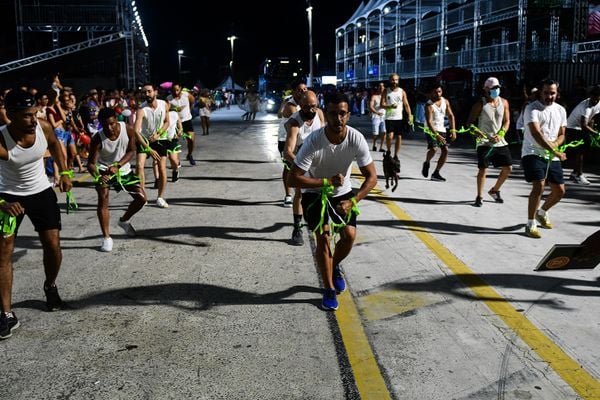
[66,191,78,214]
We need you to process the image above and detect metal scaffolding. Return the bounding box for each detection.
[335,0,597,90]
[4,0,149,89]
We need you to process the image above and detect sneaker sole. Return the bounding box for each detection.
[320,303,339,311]
[0,320,20,339]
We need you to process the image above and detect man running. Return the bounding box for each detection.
[380,73,413,162]
[565,84,600,185]
[278,80,306,207]
[134,83,170,208]
[466,77,512,206]
[284,90,325,246]
[422,82,456,181]
[369,82,386,152]
[521,79,567,239]
[167,83,196,166]
[0,89,72,339]
[288,92,377,311]
[87,108,147,252]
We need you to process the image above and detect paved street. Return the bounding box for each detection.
[1,107,599,400]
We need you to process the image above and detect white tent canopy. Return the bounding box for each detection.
[214,75,244,91]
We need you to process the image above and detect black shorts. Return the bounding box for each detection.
[566,128,591,150]
[278,140,286,157]
[426,131,449,149]
[477,145,513,169]
[385,120,405,136]
[521,155,564,184]
[181,120,194,133]
[301,191,357,232]
[0,187,61,233]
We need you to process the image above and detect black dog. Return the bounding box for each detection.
[382,151,400,191]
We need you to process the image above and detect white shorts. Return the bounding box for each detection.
[372,118,386,136]
[199,107,211,117]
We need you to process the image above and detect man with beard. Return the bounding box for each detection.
[380,73,413,164]
[284,90,325,246]
[134,83,169,208]
[167,83,196,166]
[0,90,72,339]
[288,92,377,311]
[521,80,567,239]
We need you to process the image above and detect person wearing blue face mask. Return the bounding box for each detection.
[466,77,512,207]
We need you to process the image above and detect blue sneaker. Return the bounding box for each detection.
[321,289,338,311]
[333,265,346,293]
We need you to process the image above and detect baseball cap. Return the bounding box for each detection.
[484,77,501,89]
[4,89,36,111]
[89,89,98,95]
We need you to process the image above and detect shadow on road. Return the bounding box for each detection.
[386,273,600,309]
[13,283,323,311]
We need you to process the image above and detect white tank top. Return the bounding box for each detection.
[141,99,167,138]
[384,88,404,120]
[0,123,52,195]
[167,94,192,122]
[166,111,180,140]
[427,97,447,133]
[277,97,299,141]
[478,97,508,147]
[290,110,323,147]
[370,94,384,120]
[97,121,131,175]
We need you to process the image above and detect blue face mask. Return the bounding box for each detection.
[489,88,500,99]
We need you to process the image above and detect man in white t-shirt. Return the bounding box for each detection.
[521,80,567,239]
[565,85,600,185]
[288,92,377,311]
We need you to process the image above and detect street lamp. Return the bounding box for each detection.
[227,35,237,91]
[315,52,320,75]
[177,49,184,80]
[306,1,313,88]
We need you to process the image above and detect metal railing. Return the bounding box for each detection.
[446,3,475,28]
[382,31,396,46]
[421,14,441,36]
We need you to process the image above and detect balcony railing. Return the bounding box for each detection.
[421,14,441,36]
[444,50,473,67]
[356,42,366,54]
[369,38,379,50]
[480,0,518,17]
[446,3,475,29]
[476,42,520,64]
[382,31,396,47]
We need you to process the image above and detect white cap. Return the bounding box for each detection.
[484,77,501,89]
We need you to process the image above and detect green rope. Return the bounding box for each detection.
[59,169,74,178]
[66,191,78,214]
[544,139,584,159]
[167,144,182,155]
[281,158,290,171]
[0,204,16,238]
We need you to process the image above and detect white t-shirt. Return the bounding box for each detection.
[566,98,600,130]
[522,100,567,160]
[384,88,405,120]
[294,126,372,197]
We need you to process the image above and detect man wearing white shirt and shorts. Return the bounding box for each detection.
[288,92,377,311]
[521,80,567,238]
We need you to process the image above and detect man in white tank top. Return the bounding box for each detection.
[0,90,73,339]
[167,84,196,166]
[87,108,147,252]
[422,83,456,181]
[134,83,170,208]
[380,73,413,162]
[278,80,307,208]
[466,77,512,207]
[368,82,386,152]
[284,90,325,246]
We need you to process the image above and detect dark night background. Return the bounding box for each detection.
[137,0,363,87]
[0,0,363,89]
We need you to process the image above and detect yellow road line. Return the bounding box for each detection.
[336,291,392,400]
[377,195,600,399]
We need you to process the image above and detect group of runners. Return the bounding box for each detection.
[1,72,599,339]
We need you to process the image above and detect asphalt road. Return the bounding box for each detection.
[1,107,599,400]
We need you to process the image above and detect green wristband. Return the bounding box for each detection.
[59,170,74,178]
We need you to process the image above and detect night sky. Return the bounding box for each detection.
[140,0,364,88]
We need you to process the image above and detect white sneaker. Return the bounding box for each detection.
[118,219,136,237]
[283,195,292,208]
[578,174,591,185]
[100,237,113,252]
[156,198,169,208]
